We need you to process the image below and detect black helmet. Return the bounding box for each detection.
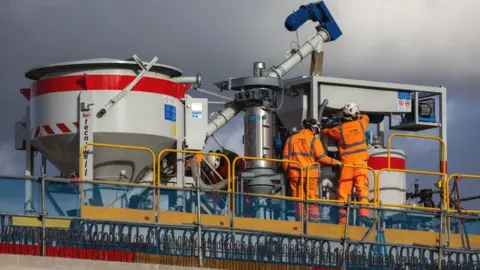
[302,118,318,128]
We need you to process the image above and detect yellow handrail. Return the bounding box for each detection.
[231,156,303,194]
[387,133,446,173]
[377,168,445,211]
[79,142,156,182]
[157,149,232,221]
[387,133,447,203]
[78,142,157,218]
[444,174,480,214]
[231,156,305,230]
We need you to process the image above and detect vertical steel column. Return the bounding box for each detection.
[40,155,47,256]
[341,197,351,270]
[25,104,36,214]
[196,176,203,266]
[438,204,444,270]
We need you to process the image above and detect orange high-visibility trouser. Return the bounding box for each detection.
[289,177,320,221]
[338,160,370,225]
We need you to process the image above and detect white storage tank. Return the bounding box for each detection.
[26,58,191,182]
[367,146,407,215]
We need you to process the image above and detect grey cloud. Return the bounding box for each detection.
[1,0,479,208]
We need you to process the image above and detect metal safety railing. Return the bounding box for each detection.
[156,148,232,236]
[376,168,444,211]
[231,156,305,234]
[305,162,378,230]
[1,166,480,264]
[79,142,157,183]
[387,133,446,172]
[387,133,448,207]
[445,174,480,215]
[78,143,158,222]
[306,163,377,204]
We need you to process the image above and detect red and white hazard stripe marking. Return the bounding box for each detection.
[32,122,78,138]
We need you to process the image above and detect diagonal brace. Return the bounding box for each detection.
[97,55,159,118]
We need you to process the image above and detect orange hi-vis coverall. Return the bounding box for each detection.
[282,129,341,221]
[321,114,370,225]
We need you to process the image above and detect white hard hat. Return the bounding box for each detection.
[205,154,221,169]
[343,102,360,117]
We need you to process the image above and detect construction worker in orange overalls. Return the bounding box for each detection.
[321,102,372,226]
[283,118,342,222]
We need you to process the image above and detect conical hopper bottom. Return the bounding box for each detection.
[32,132,176,182]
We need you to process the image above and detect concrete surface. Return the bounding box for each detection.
[0,254,221,270]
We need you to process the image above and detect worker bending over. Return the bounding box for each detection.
[283,118,342,222]
[321,102,371,226]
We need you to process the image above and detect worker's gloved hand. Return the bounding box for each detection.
[337,161,343,167]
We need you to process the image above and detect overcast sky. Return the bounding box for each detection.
[0,0,479,214]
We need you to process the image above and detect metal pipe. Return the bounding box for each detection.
[40,155,47,256]
[195,175,203,266]
[171,73,202,87]
[208,101,228,105]
[438,204,444,269]
[310,39,324,76]
[40,177,46,256]
[192,88,233,101]
[268,29,329,78]
[189,158,228,190]
[97,55,158,118]
[458,195,480,202]
[206,103,242,137]
[341,196,351,270]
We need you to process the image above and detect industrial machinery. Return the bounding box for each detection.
[8,1,479,269]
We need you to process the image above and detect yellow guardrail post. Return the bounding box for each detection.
[157,149,232,225]
[79,142,157,218]
[377,168,447,247]
[387,133,448,248]
[387,133,447,204]
[231,156,304,233]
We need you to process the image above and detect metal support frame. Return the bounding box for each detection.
[40,156,47,256]
[24,105,36,214]
[341,197,351,270]
[195,175,203,266]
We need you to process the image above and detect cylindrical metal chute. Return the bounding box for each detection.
[244,105,275,170]
[268,29,329,79]
[310,51,324,76]
[206,103,242,137]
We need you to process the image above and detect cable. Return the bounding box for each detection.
[265,30,302,113]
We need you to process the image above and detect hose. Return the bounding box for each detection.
[189,158,229,190]
[318,99,330,152]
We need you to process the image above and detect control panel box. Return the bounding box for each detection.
[184,98,208,150]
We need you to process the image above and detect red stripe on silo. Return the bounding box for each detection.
[56,123,71,133]
[43,125,55,135]
[368,156,406,170]
[34,127,40,138]
[32,74,190,99]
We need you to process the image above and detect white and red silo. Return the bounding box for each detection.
[368,146,407,216]
[24,57,199,183]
